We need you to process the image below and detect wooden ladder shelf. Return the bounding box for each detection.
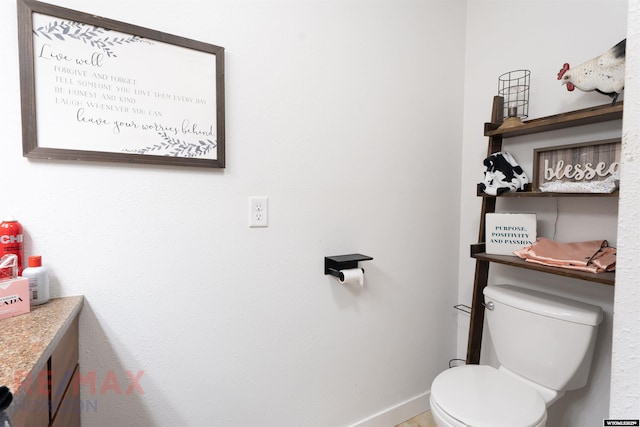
[465,96,622,364]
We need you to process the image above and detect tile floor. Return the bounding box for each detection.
[395,411,436,427]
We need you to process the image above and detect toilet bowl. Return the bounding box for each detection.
[429,284,603,427]
[430,365,547,427]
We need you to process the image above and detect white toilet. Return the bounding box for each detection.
[430,284,603,427]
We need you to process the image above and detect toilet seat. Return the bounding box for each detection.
[430,395,471,427]
[430,365,547,427]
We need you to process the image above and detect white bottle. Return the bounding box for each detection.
[23,255,50,306]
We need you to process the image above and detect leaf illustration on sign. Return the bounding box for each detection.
[122,131,217,157]
[33,19,152,58]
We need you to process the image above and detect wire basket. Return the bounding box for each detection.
[498,70,530,120]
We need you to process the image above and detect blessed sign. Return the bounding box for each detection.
[533,139,621,193]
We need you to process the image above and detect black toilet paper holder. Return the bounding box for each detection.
[324,254,373,280]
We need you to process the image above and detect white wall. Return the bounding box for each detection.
[611,0,640,418]
[460,1,628,427]
[1,1,466,426]
[5,0,637,425]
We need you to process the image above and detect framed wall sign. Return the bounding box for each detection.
[17,0,225,168]
[533,138,621,193]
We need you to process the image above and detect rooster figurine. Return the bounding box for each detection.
[557,39,626,104]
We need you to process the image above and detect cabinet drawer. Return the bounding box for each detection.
[50,316,79,415]
[10,365,49,427]
[49,364,81,427]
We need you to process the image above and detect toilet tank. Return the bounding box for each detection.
[483,284,603,392]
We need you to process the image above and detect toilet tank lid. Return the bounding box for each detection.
[484,285,603,326]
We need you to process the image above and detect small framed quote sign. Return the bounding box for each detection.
[17,0,225,168]
[485,213,537,256]
[533,139,621,193]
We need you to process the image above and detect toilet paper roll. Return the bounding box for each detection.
[339,268,364,287]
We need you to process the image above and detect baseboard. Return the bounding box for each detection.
[348,391,430,427]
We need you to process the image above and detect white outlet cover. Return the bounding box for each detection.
[249,196,268,227]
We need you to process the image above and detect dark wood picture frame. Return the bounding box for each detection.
[17,0,225,168]
[532,138,621,191]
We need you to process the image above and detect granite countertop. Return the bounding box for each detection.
[0,296,84,408]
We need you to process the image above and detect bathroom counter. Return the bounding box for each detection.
[0,295,84,426]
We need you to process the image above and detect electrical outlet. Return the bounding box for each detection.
[249,196,268,227]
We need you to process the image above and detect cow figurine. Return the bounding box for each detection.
[480,152,529,196]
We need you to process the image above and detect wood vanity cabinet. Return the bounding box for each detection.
[466,97,623,364]
[50,316,80,427]
[10,366,49,427]
[4,297,83,427]
[11,316,80,427]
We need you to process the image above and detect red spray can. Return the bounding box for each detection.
[0,218,25,275]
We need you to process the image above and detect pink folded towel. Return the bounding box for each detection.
[513,237,616,273]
